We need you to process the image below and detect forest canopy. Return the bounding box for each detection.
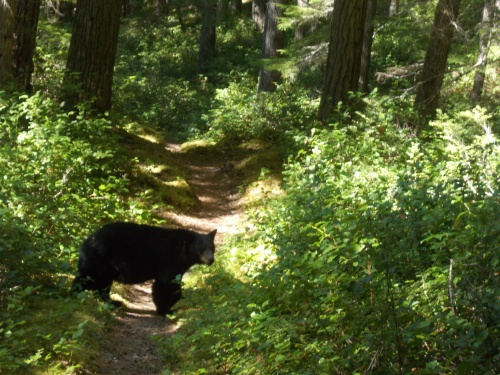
[0,0,499,373]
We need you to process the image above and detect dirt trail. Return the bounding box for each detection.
[97,141,245,375]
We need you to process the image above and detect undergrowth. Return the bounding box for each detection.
[2,2,500,374]
[162,99,500,374]
[0,92,159,373]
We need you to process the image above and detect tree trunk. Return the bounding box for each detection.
[359,0,377,93]
[0,0,41,92]
[157,0,170,15]
[0,0,17,86]
[13,0,41,92]
[389,0,398,15]
[318,0,368,122]
[380,0,397,16]
[471,0,498,101]
[217,0,229,24]
[123,0,131,16]
[414,0,461,119]
[257,0,286,92]
[176,1,186,32]
[198,0,216,70]
[295,0,308,41]
[231,0,242,13]
[252,0,266,30]
[65,0,122,112]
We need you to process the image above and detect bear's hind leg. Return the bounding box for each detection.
[152,279,181,316]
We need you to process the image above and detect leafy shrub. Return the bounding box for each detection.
[164,101,499,374]
[113,13,264,140]
[372,2,434,70]
[113,16,210,137]
[205,75,317,142]
[0,91,154,372]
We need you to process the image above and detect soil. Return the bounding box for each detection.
[97,140,246,375]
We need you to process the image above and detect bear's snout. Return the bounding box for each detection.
[200,249,215,265]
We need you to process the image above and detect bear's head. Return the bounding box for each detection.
[195,229,217,266]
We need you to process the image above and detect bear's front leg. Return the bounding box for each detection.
[72,272,113,301]
[152,278,182,316]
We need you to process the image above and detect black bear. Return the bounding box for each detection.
[72,222,217,315]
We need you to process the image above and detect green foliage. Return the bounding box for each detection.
[0,92,155,372]
[205,76,317,142]
[113,12,262,140]
[372,2,435,69]
[163,99,500,374]
[6,1,499,373]
[114,17,208,136]
[0,285,110,374]
[32,18,72,94]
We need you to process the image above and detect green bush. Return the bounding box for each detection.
[205,76,317,142]
[164,101,499,374]
[0,92,154,372]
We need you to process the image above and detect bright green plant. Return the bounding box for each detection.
[0,91,156,372]
[205,75,317,142]
[162,100,499,374]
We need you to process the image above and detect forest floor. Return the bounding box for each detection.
[96,132,267,374]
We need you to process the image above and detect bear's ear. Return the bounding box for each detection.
[208,229,217,240]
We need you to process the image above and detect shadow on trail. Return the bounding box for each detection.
[160,142,250,236]
[99,128,283,374]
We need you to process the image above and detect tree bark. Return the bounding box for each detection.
[359,0,377,93]
[13,0,41,92]
[157,0,170,15]
[198,0,216,70]
[0,0,17,86]
[389,0,398,15]
[471,0,498,101]
[295,0,308,41]
[65,0,122,112]
[318,0,368,122]
[0,0,41,92]
[414,0,461,119]
[257,0,286,92]
[252,0,266,31]
[380,0,397,16]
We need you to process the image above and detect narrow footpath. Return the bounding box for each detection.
[97,140,246,374]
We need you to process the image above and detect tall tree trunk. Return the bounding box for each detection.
[257,0,286,92]
[359,0,377,93]
[198,0,216,70]
[159,0,186,32]
[65,0,122,112]
[0,0,17,86]
[471,0,498,101]
[157,0,170,15]
[252,0,266,30]
[231,0,242,13]
[123,0,131,16]
[380,0,397,16]
[295,0,308,41]
[414,0,461,119]
[389,0,398,15]
[13,0,41,92]
[0,0,41,92]
[217,0,229,24]
[318,0,368,122]
[175,1,186,32]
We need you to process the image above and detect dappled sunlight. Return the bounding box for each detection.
[100,283,182,375]
[2,0,498,373]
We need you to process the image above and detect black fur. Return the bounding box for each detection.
[72,222,217,315]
